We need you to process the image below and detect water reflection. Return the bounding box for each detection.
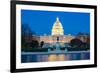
[58,54,65,61]
[48,55,57,61]
[21,51,90,63]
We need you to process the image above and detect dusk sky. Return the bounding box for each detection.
[21,9,90,36]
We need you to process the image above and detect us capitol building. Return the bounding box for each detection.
[37,17,75,47]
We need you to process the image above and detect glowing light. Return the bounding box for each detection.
[52,17,64,35]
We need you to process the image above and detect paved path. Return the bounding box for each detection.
[22,51,90,55]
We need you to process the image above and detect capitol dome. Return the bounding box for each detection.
[51,17,64,35]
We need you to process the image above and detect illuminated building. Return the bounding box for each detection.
[39,17,75,47]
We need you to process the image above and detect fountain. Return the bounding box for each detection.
[48,48,51,52]
[65,48,68,52]
[55,42,61,53]
[48,36,68,53]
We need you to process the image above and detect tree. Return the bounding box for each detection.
[30,40,39,48]
[40,41,44,48]
[70,38,83,48]
[21,24,35,49]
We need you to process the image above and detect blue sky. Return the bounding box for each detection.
[21,9,90,36]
